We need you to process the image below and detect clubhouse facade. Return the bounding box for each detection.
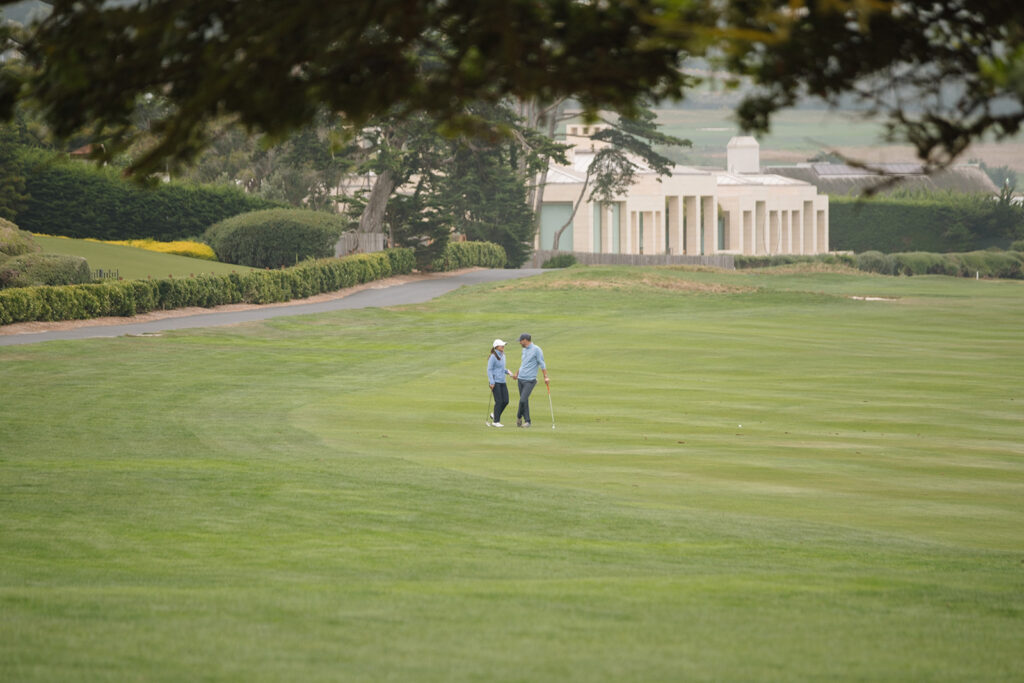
[538,134,830,256]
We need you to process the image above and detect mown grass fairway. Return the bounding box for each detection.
[1,266,1022,681]
[32,234,256,280]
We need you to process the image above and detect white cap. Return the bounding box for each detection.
[493,339,507,348]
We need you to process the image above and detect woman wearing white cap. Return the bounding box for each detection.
[487,339,513,427]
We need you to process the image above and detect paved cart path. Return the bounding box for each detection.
[0,268,544,346]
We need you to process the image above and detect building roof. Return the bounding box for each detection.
[714,171,808,187]
[545,166,588,184]
[726,136,760,149]
[545,152,711,184]
[768,163,999,196]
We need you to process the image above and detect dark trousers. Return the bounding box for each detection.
[491,382,509,423]
[517,379,537,423]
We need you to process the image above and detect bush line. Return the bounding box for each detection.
[735,250,1024,279]
[429,241,507,271]
[12,148,280,242]
[0,249,416,326]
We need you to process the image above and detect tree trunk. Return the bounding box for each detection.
[551,172,590,251]
[357,168,396,234]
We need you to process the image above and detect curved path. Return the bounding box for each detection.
[1,268,544,347]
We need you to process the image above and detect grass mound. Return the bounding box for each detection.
[31,233,257,280]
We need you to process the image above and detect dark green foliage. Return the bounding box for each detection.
[204,209,348,268]
[440,135,537,269]
[0,218,41,258]
[384,248,416,276]
[1011,239,1024,252]
[429,241,506,272]
[541,254,577,268]
[0,125,29,221]
[387,192,452,271]
[11,148,280,240]
[5,0,691,177]
[0,252,91,288]
[830,194,1024,253]
[0,248,415,324]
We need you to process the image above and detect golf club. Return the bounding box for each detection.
[486,388,493,426]
[546,382,555,429]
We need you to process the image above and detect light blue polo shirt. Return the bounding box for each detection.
[487,351,507,384]
[517,343,546,381]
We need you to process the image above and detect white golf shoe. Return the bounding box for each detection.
[492,422,504,428]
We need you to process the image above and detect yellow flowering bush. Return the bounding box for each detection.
[94,238,217,261]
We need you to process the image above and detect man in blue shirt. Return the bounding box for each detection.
[512,333,549,428]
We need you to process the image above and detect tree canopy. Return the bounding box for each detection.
[709,0,1024,168]
[0,0,697,176]
[2,0,1021,177]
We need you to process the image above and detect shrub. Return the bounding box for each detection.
[1010,239,1024,252]
[0,253,92,288]
[0,248,416,325]
[429,241,507,272]
[204,208,348,268]
[541,253,578,268]
[386,247,416,275]
[855,251,896,275]
[11,148,281,241]
[0,218,41,259]
[954,251,1024,279]
[734,254,817,269]
[890,252,959,276]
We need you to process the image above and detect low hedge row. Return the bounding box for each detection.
[541,254,578,269]
[735,250,1024,279]
[0,248,415,326]
[734,253,856,269]
[429,241,507,271]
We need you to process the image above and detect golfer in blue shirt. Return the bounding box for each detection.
[512,333,548,428]
[487,339,513,427]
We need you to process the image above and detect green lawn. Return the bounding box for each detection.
[1,266,1022,681]
[32,234,256,280]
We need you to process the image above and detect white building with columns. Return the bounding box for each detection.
[537,136,829,256]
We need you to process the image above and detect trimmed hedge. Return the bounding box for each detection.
[0,248,415,325]
[855,250,896,275]
[734,250,1024,279]
[0,253,92,288]
[204,208,349,268]
[429,241,507,271]
[733,253,856,269]
[541,253,578,268]
[830,194,1024,253]
[12,148,280,241]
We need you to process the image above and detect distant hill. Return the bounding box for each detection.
[1,1,48,25]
